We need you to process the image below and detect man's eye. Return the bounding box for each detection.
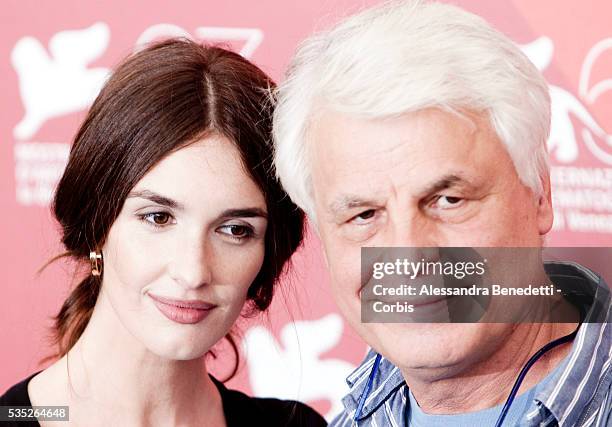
[434,196,464,209]
[141,212,173,227]
[350,209,376,224]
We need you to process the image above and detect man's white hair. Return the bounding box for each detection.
[273,0,551,220]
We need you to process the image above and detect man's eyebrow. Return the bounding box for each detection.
[328,195,382,216]
[217,208,268,220]
[127,190,183,210]
[419,174,476,196]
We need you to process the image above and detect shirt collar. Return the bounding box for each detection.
[342,350,406,420]
[533,261,611,424]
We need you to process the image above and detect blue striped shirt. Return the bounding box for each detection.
[330,262,612,426]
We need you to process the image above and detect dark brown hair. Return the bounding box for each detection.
[50,39,304,367]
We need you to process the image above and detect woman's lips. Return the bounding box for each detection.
[148,294,216,324]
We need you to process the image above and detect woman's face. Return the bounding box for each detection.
[100,135,268,360]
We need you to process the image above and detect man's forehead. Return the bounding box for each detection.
[308,108,485,165]
[307,108,505,213]
[310,108,480,137]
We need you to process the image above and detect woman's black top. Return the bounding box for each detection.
[0,372,327,426]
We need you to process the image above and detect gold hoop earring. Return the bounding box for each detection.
[90,251,103,276]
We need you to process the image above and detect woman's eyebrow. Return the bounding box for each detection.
[127,189,184,210]
[217,208,268,220]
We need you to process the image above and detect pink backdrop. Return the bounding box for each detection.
[2,0,611,420]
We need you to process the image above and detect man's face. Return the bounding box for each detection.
[309,108,553,378]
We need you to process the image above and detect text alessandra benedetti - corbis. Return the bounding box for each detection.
[371,284,558,296]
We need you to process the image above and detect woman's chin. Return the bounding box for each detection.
[142,334,214,361]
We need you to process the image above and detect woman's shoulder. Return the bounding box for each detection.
[0,372,38,406]
[0,372,41,427]
[211,376,327,427]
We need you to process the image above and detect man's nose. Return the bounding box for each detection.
[390,215,438,248]
[169,235,213,290]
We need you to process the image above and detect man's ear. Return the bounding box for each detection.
[537,173,554,236]
[321,241,329,268]
[305,216,329,267]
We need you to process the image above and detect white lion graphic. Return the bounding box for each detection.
[521,36,612,165]
[11,22,110,140]
[244,313,356,420]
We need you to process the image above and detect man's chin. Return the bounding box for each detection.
[361,322,495,372]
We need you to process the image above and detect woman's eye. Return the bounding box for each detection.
[350,209,376,224]
[434,196,464,209]
[141,212,173,227]
[218,224,254,240]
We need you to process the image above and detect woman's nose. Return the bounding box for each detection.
[168,236,213,290]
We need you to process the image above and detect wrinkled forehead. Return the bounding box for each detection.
[307,108,506,194]
[306,106,486,161]
[306,109,504,173]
